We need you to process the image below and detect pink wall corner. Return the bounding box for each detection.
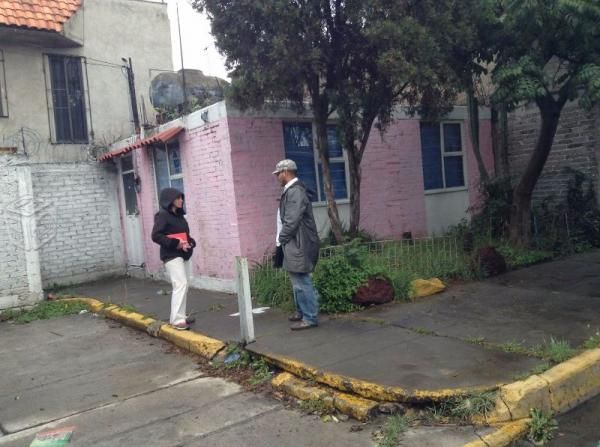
[465,119,495,213]
[360,120,428,239]
[135,144,162,274]
[181,118,242,280]
[228,117,285,265]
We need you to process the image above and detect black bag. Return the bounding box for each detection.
[273,245,284,268]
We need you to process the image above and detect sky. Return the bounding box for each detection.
[166,0,229,80]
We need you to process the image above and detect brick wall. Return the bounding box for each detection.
[507,101,600,203]
[229,118,286,263]
[0,159,31,307]
[31,163,125,286]
[360,120,429,238]
[181,119,242,281]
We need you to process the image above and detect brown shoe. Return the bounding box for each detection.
[288,312,302,322]
[290,320,318,331]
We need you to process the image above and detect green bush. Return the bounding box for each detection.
[314,240,389,313]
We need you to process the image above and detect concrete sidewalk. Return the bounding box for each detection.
[70,250,600,399]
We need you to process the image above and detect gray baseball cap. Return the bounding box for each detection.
[272,159,298,174]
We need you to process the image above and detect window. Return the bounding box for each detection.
[0,50,7,117]
[283,122,348,202]
[153,143,184,196]
[420,122,465,191]
[121,155,138,215]
[47,55,88,143]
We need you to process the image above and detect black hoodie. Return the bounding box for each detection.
[151,188,196,262]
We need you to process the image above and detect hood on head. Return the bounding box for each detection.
[159,188,184,211]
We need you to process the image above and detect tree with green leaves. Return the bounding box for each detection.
[334,0,498,234]
[490,0,600,246]
[194,0,491,240]
[193,0,366,243]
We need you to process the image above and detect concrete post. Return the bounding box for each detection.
[235,256,255,344]
[16,165,43,304]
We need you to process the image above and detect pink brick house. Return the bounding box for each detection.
[101,101,494,292]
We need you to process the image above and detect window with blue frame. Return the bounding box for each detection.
[153,142,184,199]
[420,122,465,191]
[282,122,348,202]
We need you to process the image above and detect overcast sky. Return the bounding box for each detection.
[166,0,229,80]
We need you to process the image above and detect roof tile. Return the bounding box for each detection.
[0,0,81,33]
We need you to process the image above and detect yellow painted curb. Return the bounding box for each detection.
[486,348,600,423]
[159,325,226,359]
[462,419,530,447]
[263,352,498,403]
[60,297,226,360]
[272,372,378,421]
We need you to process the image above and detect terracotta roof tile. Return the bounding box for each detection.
[0,0,82,33]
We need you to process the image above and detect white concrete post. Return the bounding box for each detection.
[235,256,255,344]
[16,166,43,304]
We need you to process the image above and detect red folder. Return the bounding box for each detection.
[167,233,188,243]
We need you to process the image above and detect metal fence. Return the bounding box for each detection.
[249,236,466,298]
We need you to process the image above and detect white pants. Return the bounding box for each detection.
[165,257,190,325]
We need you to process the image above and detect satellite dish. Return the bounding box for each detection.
[150,69,227,110]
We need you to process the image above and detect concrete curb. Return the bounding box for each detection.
[485,348,600,423]
[60,297,226,360]
[462,420,530,447]
[272,372,379,421]
[261,351,500,403]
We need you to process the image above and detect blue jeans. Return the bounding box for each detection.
[288,272,319,325]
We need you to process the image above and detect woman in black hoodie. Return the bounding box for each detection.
[151,188,196,330]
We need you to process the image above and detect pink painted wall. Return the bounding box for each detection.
[360,120,428,238]
[466,119,495,210]
[228,118,286,265]
[181,119,242,280]
[127,112,495,283]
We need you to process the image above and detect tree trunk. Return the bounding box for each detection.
[314,118,345,244]
[491,103,510,177]
[347,146,361,236]
[509,99,564,246]
[467,86,489,183]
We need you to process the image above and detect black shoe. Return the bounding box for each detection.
[290,320,318,331]
[288,312,302,322]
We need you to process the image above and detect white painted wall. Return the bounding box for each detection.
[30,163,126,287]
[0,0,172,163]
[424,190,470,235]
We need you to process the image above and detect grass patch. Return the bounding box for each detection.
[527,408,558,445]
[494,341,534,356]
[536,338,576,363]
[424,392,496,423]
[495,243,554,269]
[251,265,294,312]
[119,304,137,313]
[248,357,273,385]
[375,414,410,447]
[582,332,600,350]
[1,300,89,324]
[465,336,486,345]
[412,327,436,336]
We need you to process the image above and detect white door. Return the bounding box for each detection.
[121,156,145,269]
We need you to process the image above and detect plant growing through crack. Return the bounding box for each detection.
[527,408,558,445]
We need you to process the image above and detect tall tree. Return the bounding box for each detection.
[194,0,371,243]
[334,0,498,235]
[490,0,600,246]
